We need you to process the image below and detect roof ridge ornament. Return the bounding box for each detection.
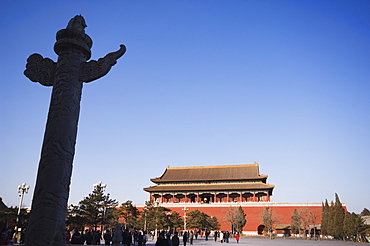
[66,14,87,32]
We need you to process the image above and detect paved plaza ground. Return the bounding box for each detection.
[61,236,366,246]
[143,237,364,246]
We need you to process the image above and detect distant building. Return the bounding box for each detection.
[0,198,8,210]
[362,216,370,226]
[143,163,332,236]
[0,198,16,230]
[144,162,274,203]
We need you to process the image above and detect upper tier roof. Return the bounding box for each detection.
[150,163,268,183]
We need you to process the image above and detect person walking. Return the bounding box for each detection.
[122,229,131,246]
[65,230,71,244]
[224,231,229,243]
[71,230,83,244]
[143,231,147,246]
[205,230,210,241]
[172,232,179,246]
[183,231,188,246]
[103,230,112,245]
[94,230,102,245]
[155,232,170,246]
[137,231,143,246]
[85,230,93,245]
[219,231,224,243]
[235,232,239,244]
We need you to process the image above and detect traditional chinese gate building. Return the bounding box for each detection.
[142,163,329,235]
[144,163,274,204]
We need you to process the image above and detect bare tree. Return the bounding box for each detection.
[299,208,316,238]
[224,207,236,232]
[224,206,246,233]
[290,209,301,237]
[261,207,278,239]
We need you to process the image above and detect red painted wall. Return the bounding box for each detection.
[138,204,326,233]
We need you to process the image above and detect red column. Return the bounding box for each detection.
[240,192,242,202]
[227,193,229,202]
[253,193,256,202]
[184,194,188,203]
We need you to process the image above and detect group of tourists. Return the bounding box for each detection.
[154,230,195,246]
[213,231,232,243]
[66,228,147,245]
[0,228,14,245]
[154,230,239,246]
[66,228,240,245]
[213,231,239,244]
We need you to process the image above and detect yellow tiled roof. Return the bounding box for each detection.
[150,163,267,182]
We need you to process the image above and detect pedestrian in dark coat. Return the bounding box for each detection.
[103,230,112,245]
[172,232,179,246]
[93,230,101,245]
[155,232,170,246]
[205,230,210,241]
[183,231,188,246]
[85,230,93,245]
[122,229,131,246]
[224,231,229,243]
[71,231,83,244]
[137,232,143,246]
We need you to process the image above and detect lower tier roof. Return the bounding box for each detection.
[144,182,274,192]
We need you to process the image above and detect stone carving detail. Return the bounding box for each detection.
[66,14,87,32]
[81,44,126,82]
[24,15,125,246]
[24,54,56,86]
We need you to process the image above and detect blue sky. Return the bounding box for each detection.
[1,1,369,214]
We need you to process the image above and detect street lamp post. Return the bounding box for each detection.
[154,201,159,240]
[143,208,147,232]
[166,212,172,232]
[15,183,30,241]
[94,181,107,190]
[182,207,188,231]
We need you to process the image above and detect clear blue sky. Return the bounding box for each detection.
[1,0,369,214]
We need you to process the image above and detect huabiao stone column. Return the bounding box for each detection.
[24,15,126,246]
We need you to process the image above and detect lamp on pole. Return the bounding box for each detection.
[166,212,172,232]
[94,181,107,190]
[143,208,147,232]
[182,207,188,231]
[15,183,30,238]
[154,201,159,240]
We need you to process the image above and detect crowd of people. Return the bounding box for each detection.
[0,228,29,245]
[154,230,239,246]
[66,229,240,245]
[66,228,147,245]
[0,228,15,245]
[1,227,240,245]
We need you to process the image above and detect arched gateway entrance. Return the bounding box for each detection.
[257,225,265,235]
